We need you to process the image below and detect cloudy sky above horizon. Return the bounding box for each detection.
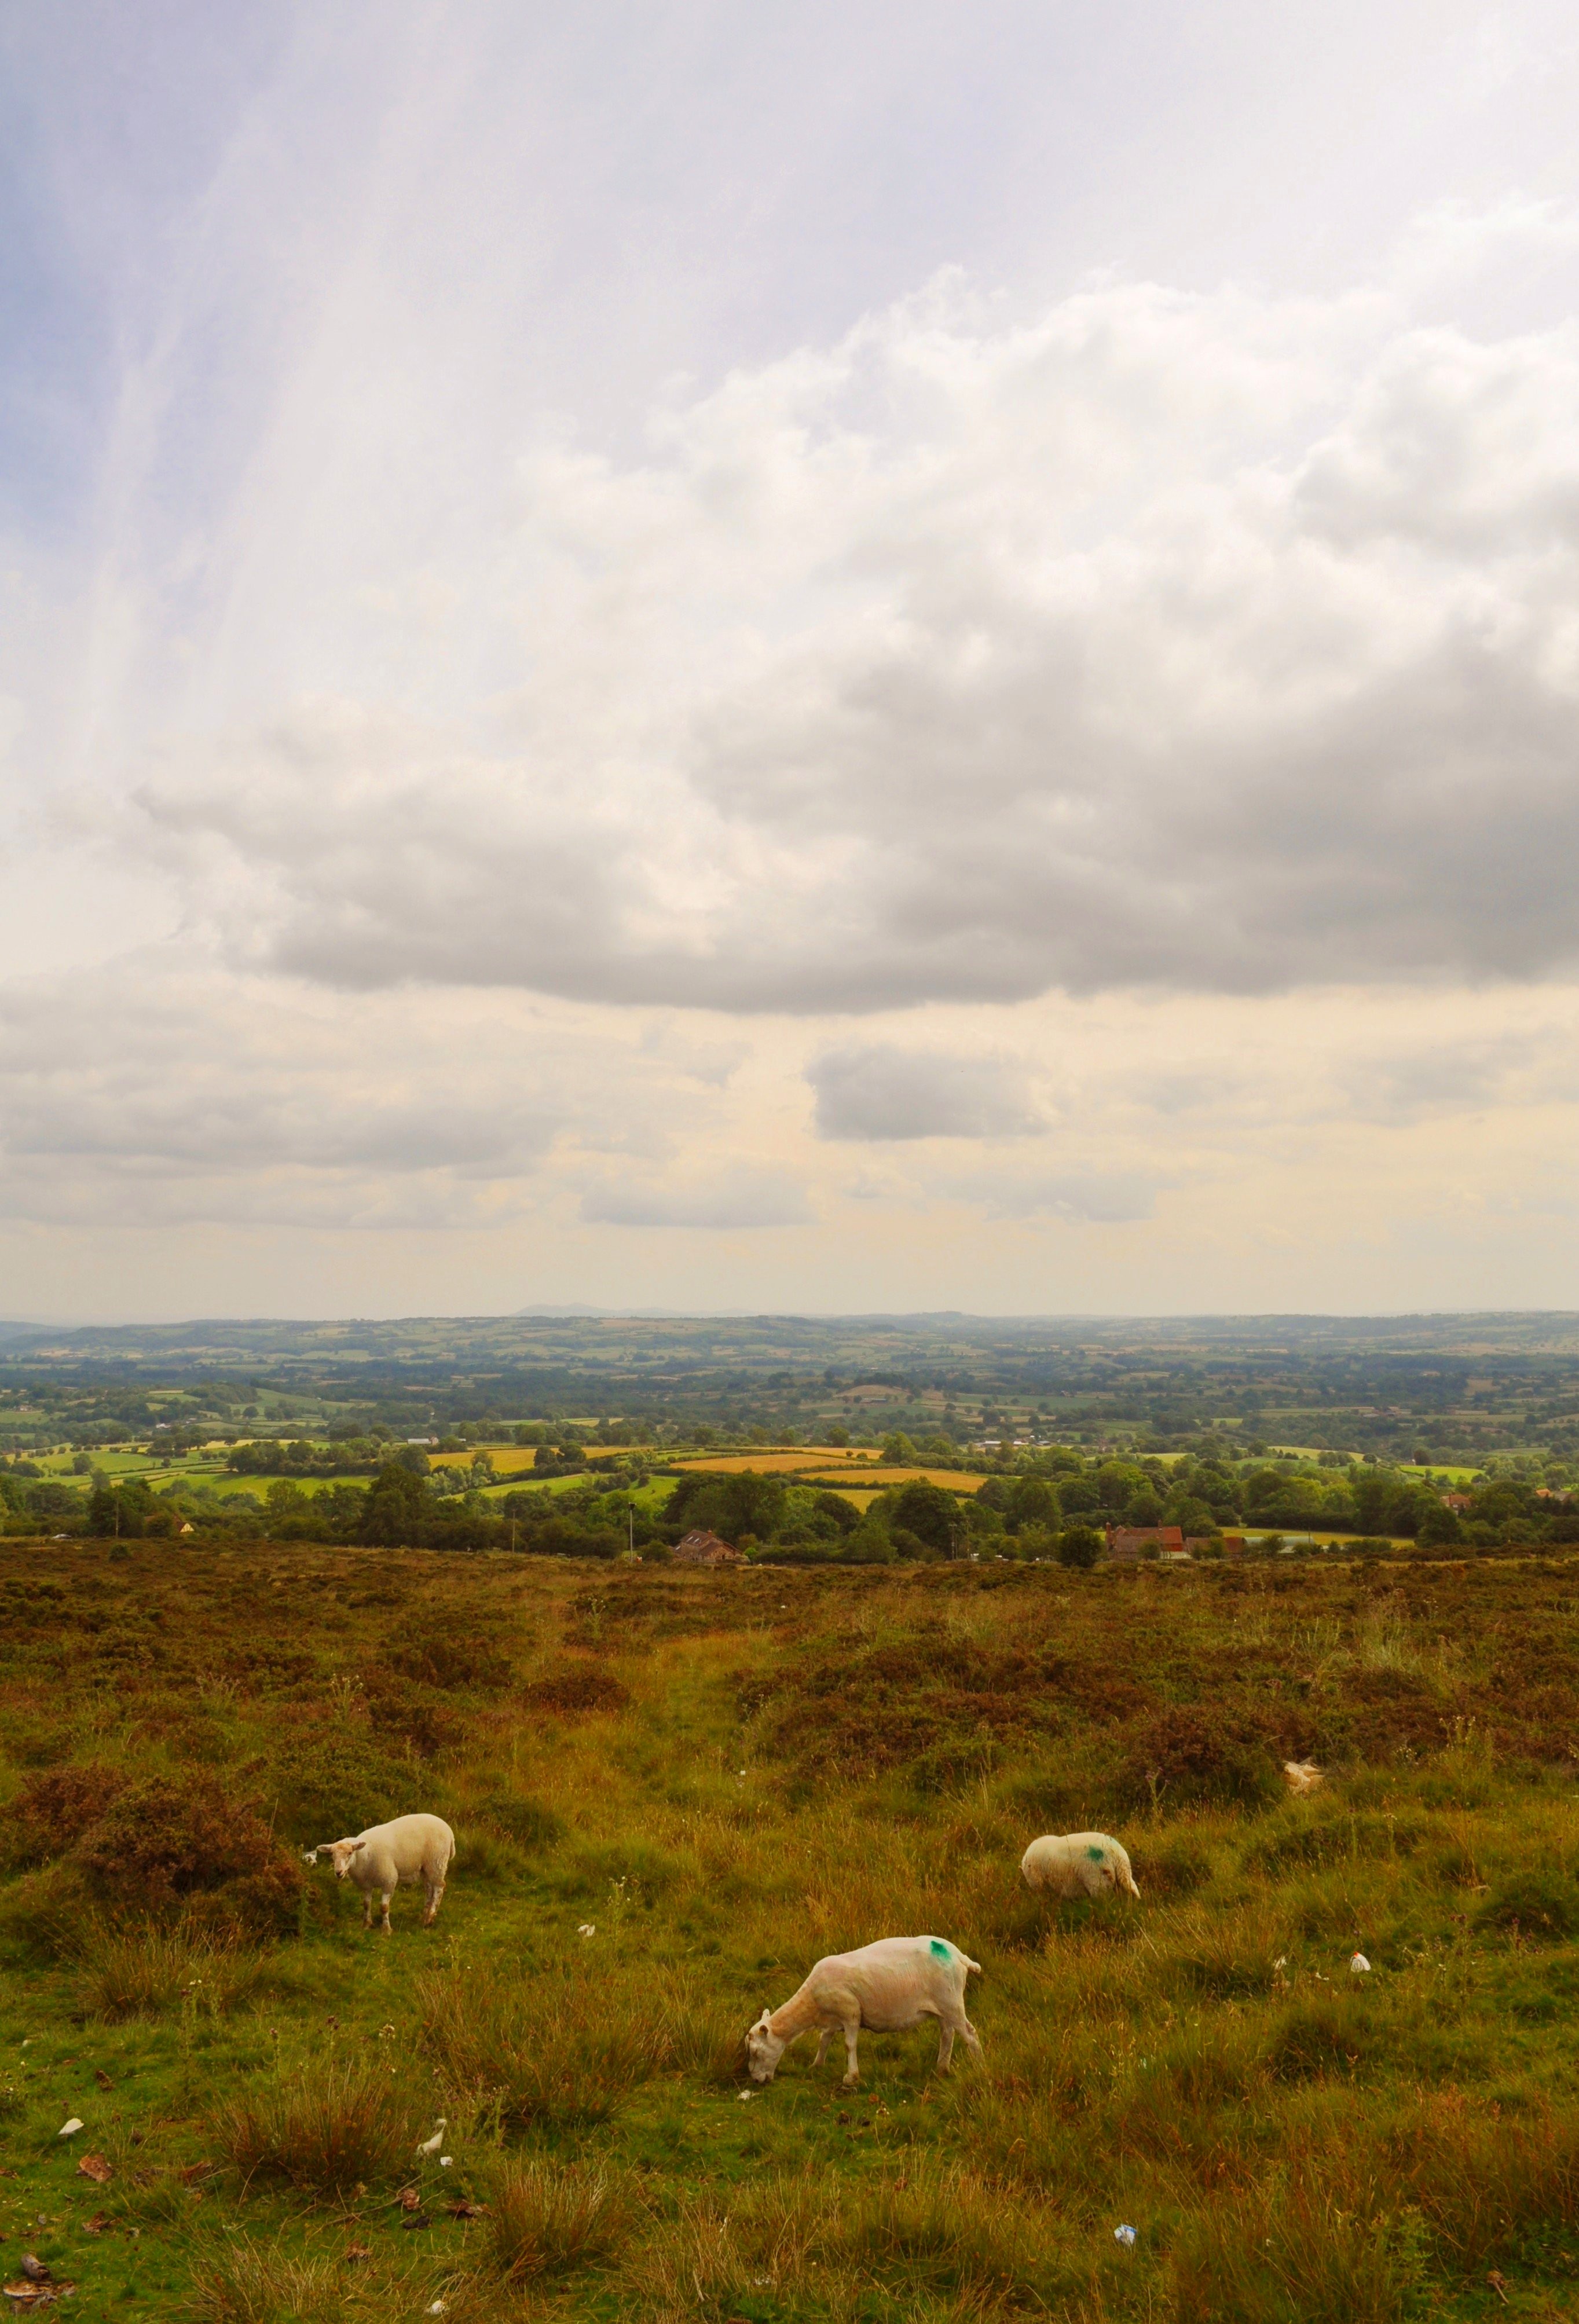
[6,0,1579,1321]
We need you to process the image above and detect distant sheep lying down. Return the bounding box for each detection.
[1020,1831,1141,1900]
[1283,1760,1324,1796]
[746,1936,982,2088]
[309,1813,456,1931]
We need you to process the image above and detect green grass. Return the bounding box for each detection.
[0,1545,1577,2319]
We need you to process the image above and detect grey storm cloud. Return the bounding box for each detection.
[809,1046,1042,1141]
[130,276,1579,1017]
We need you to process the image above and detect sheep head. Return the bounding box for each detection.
[745,2008,787,2084]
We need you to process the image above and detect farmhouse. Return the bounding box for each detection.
[1107,1524,1186,1562]
[673,1528,742,1566]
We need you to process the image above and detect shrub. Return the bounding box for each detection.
[521,1660,631,1715]
[386,1628,514,1692]
[1,1761,127,1867]
[213,2051,424,2197]
[73,1771,305,1937]
[1056,1524,1103,1569]
[258,1730,425,1847]
[1127,1706,1281,1810]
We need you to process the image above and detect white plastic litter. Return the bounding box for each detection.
[426,2304,446,2316]
[578,1923,596,1938]
[738,2090,755,2102]
[1350,1952,1372,1975]
[1114,2224,1137,2248]
[439,2156,452,2167]
[58,2118,83,2138]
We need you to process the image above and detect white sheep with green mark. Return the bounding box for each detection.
[1020,1831,1141,1900]
[744,1936,983,2088]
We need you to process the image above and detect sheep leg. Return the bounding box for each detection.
[422,1878,445,1927]
[379,1887,394,1932]
[812,2029,833,2070]
[362,1891,374,1930]
[936,2022,956,2071]
[841,2019,860,2087]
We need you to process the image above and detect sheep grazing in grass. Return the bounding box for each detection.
[745,1935,982,2089]
[1283,1760,1324,1797]
[1020,1831,1141,1900]
[310,1813,456,1932]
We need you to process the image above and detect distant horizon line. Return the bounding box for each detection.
[5,1304,1579,1332]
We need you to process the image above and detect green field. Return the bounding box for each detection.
[0,1544,1576,2321]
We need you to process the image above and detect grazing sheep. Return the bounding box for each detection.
[745,1935,981,2088]
[1020,1831,1141,1900]
[311,1813,455,1931]
[1283,1760,1324,1797]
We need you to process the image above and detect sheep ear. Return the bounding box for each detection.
[350,1838,368,1853]
[753,2008,771,2029]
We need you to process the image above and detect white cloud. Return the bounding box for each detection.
[116,255,1579,1016]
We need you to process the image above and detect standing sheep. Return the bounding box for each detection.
[1020,1831,1141,1900]
[745,1935,982,2088]
[310,1813,455,1931]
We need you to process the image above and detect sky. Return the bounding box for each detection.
[5,1,1579,1321]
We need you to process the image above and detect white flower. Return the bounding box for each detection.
[439,2156,452,2166]
[578,1923,596,1937]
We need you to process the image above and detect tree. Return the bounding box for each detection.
[361,1461,429,1545]
[1416,1500,1462,1546]
[840,1522,896,1565]
[1006,1478,1060,1533]
[886,1480,960,1556]
[1056,1524,1102,1569]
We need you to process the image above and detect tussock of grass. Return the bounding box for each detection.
[185,2236,382,2322]
[212,2052,426,2197]
[78,1924,276,2020]
[622,2163,1094,2321]
[419,1953,671,2127]
[482,2156,646,2281]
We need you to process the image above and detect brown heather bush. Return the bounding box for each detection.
[75,1770,305,1937]
[520,1658,632,1715]
[1,1759,127,1865]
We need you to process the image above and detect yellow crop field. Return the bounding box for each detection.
[670,1452,990,1492]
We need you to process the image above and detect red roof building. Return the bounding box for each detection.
[1107,1524,1186,1561]
[673,1528,742,1566]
